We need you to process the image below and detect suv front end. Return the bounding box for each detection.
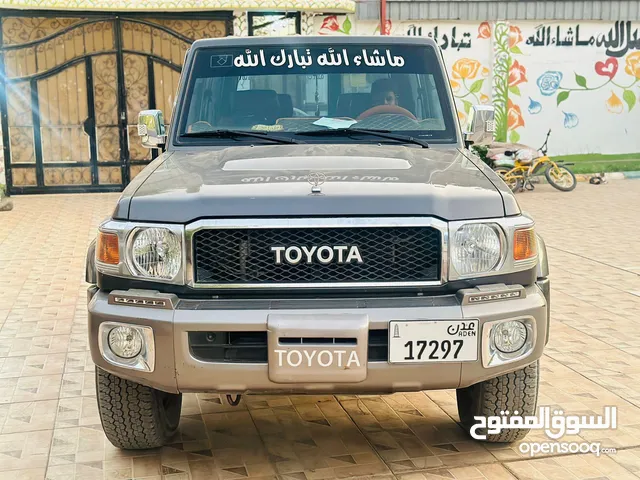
[86,35,550,450]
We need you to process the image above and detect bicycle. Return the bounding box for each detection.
[494,130,577,193]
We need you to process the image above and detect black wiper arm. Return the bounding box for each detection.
[181,129,303,144]
[296,128,429,148]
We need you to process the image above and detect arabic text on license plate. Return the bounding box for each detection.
[388,320,478,363]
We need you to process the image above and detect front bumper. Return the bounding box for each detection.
[88,283,549,395]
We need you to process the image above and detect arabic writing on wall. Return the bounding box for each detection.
[526,21,640,58]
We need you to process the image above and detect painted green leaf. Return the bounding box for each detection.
[623,90,636,111]
[462,100,472,114]
[575,74,587,88]
[469,79,484,94]
[342,16,352,34]
[557,91,570,106]
[510,46,523,55]
[509,130,521,143]
[509,86,521,96]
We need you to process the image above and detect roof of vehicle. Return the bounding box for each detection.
[190,35,440,49]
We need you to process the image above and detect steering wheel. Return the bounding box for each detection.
[357,105,417,121]
[187,120,213,133]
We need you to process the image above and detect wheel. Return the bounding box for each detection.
[494,167,522,193]
[95,366,182,449]
[545,165,576,192]
[456,361,539,443]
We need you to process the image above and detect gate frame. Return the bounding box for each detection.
[0,9,233,195]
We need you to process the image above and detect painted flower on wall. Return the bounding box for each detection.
[624,52,640,79]
[450,59,489,119]
[481,66,490,77]
[452,58,481,80]
[509,60,527,88]
[507,99,525,130]
[563,112,579,128]
[478,22,491,39]
[373,19,393,35]
[318,15,352,35]
[508,26,524,49]
[595,58,618,79]
[536,71,563,96]
[549,53,639,113]
[606,91,624,114]
[492,22,527,142]
[528,97,542,115]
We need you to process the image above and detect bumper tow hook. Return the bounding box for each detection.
[226,394,242,406]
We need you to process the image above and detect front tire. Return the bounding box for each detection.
[545,165,577,191]
[96,367,182,449]
[456,361,539,443]
[494,167,521,193]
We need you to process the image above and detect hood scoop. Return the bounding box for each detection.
[222,156,411,171]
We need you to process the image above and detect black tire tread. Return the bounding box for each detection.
[457,361,539,443]
[95,367,181,449]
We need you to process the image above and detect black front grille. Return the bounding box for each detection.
[193,226,441,285]
[188,330,389,363]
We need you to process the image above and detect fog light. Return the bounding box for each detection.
[108,326,143,358]
[492,320,527,353]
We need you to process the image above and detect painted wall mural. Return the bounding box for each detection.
[313,15,640,156]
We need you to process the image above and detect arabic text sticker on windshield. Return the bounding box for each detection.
[231,47,407,70]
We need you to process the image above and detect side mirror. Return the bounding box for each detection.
[137,109,166,148]
[464,105,495,147]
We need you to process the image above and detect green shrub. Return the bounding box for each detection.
[471,144,491,167]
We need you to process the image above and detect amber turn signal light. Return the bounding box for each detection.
[97,232,120,265]
[513,227,537,261]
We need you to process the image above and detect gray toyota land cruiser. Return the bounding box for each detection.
[86,35,550,450]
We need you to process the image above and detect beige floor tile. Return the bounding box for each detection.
[0,180,639,479]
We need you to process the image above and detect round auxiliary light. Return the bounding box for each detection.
[492,320,527,354]
[108,326,143,359]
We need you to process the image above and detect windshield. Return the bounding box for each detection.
[175,43,459,145]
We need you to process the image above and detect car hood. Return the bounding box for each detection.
[116,144,518,223]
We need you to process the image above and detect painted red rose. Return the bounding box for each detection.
[509,25,523,48]
[320,16,340,32]
[508,60,528,87]
[507,99,525,130]
[478,22,491,39]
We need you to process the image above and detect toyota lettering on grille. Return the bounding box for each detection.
[271,245,363,265]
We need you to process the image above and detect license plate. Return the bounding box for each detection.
[388,320,478,363]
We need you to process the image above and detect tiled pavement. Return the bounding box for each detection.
[0,181,639,480]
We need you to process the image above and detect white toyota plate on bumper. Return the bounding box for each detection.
[388,320,479,363]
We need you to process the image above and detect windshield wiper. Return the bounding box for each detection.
[181,129,304,144]
[296,128,429,148]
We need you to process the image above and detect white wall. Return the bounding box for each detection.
[314,15,640,156]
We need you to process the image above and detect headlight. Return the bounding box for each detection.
[130,227,182,279]
[451,223,502,276]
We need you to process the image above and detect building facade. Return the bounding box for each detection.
[0,0,355,194]
[330,0,640,157]
[1,0,640,194]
